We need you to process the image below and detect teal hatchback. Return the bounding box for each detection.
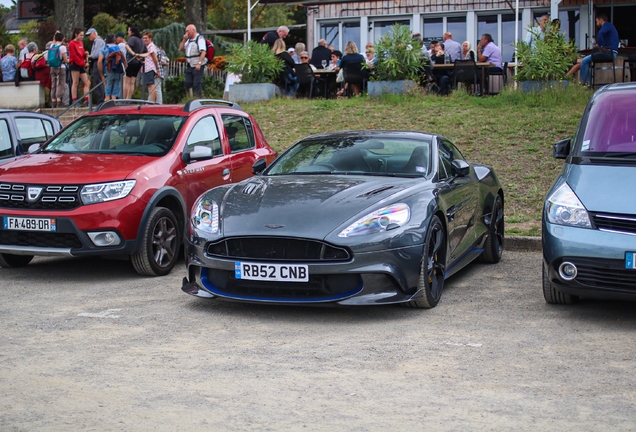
[543,83,636,304]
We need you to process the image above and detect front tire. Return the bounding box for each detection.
[480,194,504,263]
[542,263,578,304]
[0,253,34,268]
[131,207,180,276]
[402,215,446,309]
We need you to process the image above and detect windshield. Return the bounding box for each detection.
[266,136,432,177]
[42,114,185,156]
[577,90,636,158]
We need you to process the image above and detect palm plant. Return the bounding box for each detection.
[225,40,283,84]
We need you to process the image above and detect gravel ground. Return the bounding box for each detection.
[1,251,636,431]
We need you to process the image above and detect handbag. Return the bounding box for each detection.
[336,68,344,83]
[591,47,614,63]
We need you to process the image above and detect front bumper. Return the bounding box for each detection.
[182,238,426,306]
[0,194,146,257]
[543,221,636,300]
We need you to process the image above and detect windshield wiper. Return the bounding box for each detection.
[601,152,636,158]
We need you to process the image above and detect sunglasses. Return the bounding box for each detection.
[300,56,309,59]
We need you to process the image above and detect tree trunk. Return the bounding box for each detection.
[54,0,84,40]
[186,0,207,34]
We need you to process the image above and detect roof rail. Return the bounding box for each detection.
[95,99,159,112]
[183,99,243,112]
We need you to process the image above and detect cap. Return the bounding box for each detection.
[86,28,97,35]
[115,31,126,38]
[287,48,295,53]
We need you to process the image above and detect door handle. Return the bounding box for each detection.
[222,168,230,176]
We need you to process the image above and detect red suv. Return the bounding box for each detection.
[0,100,277,276]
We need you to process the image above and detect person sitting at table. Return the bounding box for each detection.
[272,39,297,95]
[338,41,366,97]
[293,42,305,63]
[477,33,503,73]
[330,50,342,70]
[310,39,332,70]
[431,43,451,95]
[462,41,476,61]
[299,51,317,71]
[428,40,439,57]
[365,48,376,67]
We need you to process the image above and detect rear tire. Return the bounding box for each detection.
[542,263,578,304]
[480,194,504,263]
[402,215,446,309]
[0,253,34,268]
[131,207,180,276]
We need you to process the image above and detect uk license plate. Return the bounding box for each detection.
[626,252,636,269]
[235,262,309,282]
[3,216,56,232]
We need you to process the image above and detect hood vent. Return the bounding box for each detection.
[242,181,264,195]
[357,185,395,198]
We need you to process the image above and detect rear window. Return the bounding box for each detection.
[578,91,636,154]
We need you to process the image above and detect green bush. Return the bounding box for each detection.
[225,40,283,84]
[514,23,579,81]
[371,24,429,81]
[163,75,225,104]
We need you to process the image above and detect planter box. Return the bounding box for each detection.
[367,80,417,97]
[0,81,45,108]
[228,83,277,103]
[518,80,570,93]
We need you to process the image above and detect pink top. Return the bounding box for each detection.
[144,42,157,74]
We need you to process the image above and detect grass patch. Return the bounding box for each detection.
[241,85,592,236]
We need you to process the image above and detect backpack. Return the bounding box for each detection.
[47,44,62,67]
[106,45,125,74]
[192,35,215,63]
[19,54,35,79]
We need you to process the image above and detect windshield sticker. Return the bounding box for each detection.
[581,140,590,151]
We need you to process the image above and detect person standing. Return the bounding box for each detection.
[154,45,169,104]
[260,26,289,48]
[179,24,207,98]
[140,32,159,102]
[123,25,146,99]
[18,39,28,61]
[442,32,462,62]
[98,34,125,101]
[86,28,105,104]
[525,14,550,50]
[68,29,90,104]
[49,32,68,107]
[566,13,619,85]
[310,38,332,69]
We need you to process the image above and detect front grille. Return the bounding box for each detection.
[566,257,636,291]
[207,237,350,261]
[592,213,636,236]
[0,183,81,210]
[0,230,82,248]
[205,269,361,300]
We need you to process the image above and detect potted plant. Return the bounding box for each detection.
[513,23,579,92]
[225,40,284,102]
[367,24,429,97]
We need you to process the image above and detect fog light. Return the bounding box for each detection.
[558,262,577,281]
[88,231,122,247]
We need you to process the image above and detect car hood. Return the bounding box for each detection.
[0,153,152,184]
[219,175,418,238]
[565,164,636,214]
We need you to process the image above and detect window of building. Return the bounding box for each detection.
[372,19,410,43]
[447,16,467,46]
[477,14,521,63]
[320,22,360,52]
[423,17,443,42]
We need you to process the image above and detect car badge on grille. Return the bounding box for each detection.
[265,224,285,229]
[27,186,44,202]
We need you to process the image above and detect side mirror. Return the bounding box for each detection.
[183,145,213,163]
[553,138,571,159]
[252,158,267,175]
[28,143,41,154]
[451,159,470,177]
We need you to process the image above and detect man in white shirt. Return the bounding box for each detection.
[179,24,207,97]
[525,15,549,50]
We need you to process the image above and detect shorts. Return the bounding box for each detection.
[143,70,156,86]
[69,63,86,73]
[104,73,122,98]
[125,61,142,78]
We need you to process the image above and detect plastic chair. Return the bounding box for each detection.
[591,47,616,88]
[342,62,367,97]
[453,59,478,94]
[295,63,326,98]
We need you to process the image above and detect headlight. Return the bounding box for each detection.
[191,198,219,234]
[339,203,410,237]
[546,183,591,228]
[80,180,136,205]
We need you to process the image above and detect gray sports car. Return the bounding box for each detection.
[182,130,504,308]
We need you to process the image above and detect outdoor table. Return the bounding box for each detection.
[433,62,494,95]
[314,69,338,98]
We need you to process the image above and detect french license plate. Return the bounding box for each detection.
[3,216,56,232]
[626,252,636,269]
[235,262,309,282]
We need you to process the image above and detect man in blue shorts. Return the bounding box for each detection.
[98,34,126,101]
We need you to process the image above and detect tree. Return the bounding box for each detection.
[185,0,206,33]
[53,0,83,38]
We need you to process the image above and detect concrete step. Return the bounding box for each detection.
[37,107,90,126]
